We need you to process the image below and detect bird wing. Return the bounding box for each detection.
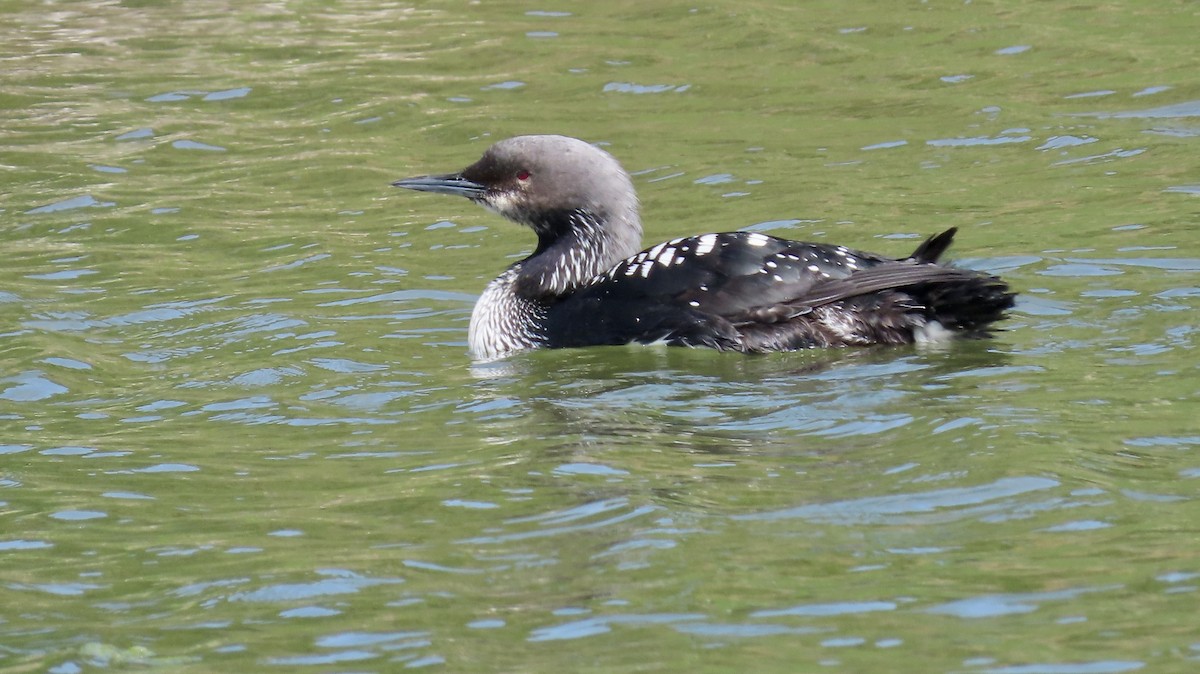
[592,231,933,314]
[545,230,972,349]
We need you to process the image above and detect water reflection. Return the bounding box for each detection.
[462,343,1017,456]
[3,0,1200,671]
[735,476,1060,525]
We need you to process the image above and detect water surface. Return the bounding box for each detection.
[2,1,1198,672]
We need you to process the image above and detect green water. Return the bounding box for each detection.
[3,1,1198,672]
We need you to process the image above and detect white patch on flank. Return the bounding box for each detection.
[648,242,666,259]
[637,335,673,347]
[657,247,676,265]
[696,234,717,255]
[820,310,864,343]
[914,320,956,344]
[639,260,654,277]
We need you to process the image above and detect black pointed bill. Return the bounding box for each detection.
[392,173,487,198]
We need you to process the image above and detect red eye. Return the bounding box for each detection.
[516,170,531,181]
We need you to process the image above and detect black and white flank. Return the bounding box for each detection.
[394,135,1015,361]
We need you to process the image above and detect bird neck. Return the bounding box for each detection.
[513,207,642,298]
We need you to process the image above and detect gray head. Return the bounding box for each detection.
[394,135,643,263]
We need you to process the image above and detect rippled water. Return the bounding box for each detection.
[3,1,1198,672]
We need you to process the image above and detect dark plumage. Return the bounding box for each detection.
[394,135,1015,360]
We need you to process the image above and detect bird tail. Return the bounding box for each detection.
[902,227,1015,336]
[906,227,957,263]
[917,274,1016,337]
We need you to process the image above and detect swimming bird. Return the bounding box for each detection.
[394,135,1015,361]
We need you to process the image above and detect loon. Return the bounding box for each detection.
[394,135,1015,361]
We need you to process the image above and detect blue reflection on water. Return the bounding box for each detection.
[229,570,404,602]
[735,477,1059,524]
[528,612,706,642]
[752,601,896,618]
[25,195,115,214]
[978,660,1144,673]
[926,584,1120,619]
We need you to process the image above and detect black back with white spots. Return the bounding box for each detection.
[543,228,1013,352]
